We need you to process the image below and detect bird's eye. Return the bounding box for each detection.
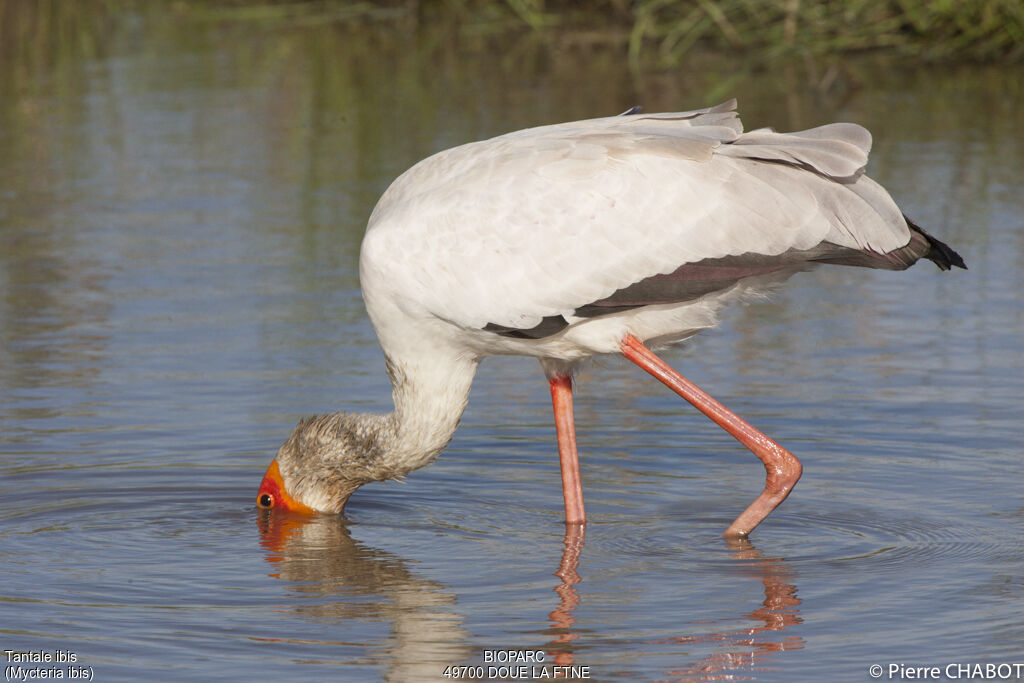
[258,493,273,508]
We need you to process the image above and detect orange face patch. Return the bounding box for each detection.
[256,459,316,514]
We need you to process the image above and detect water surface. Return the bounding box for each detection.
[1,6,1022,681]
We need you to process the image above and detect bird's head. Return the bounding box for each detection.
[256,458,319,514]
[256,414,386,514]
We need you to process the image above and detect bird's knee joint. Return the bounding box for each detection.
[765,455,802,494]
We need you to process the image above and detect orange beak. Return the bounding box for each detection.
[256,459,316,514]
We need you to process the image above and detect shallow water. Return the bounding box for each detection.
[1,6,1022,682]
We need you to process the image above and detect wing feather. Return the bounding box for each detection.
[361,101,914,333]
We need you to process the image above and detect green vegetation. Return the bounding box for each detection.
[3,0,1022,71]
[4,0,1020,76]
[463,0,1024,65]
[175,0,1024,66]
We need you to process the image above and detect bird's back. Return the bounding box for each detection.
[360,101,962,353]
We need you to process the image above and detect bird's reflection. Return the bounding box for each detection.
[662,537,804,680]
[542,526,803,680]
[258,512,802,682]
[256,511,470,682]
[545,523,585,665]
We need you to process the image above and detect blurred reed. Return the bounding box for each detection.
[3,0,1021,74]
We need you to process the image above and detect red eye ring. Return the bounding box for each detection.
[258,493,274,508]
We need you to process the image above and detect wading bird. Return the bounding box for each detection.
[256,100,964,537]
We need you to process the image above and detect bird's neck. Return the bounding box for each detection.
[380,349,478,477]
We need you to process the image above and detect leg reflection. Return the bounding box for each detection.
[665,537,804,680]
[545,523,585,665]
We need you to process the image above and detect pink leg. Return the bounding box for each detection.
[620,334,802,538]
[549,375,585,524]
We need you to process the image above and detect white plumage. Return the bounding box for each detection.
[364,101,897,337]
[258,100,964,537]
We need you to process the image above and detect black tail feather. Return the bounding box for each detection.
[904,215,967,271]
